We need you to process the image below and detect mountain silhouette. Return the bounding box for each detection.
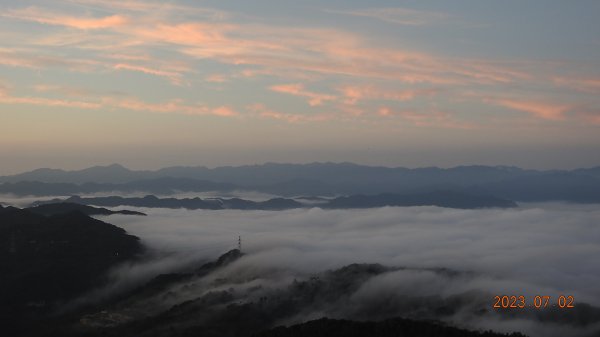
[2,162,599,202]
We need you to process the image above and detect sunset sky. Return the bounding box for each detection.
[1,0,599,174]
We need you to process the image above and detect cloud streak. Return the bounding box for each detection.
[492,99,571,121]
[339,85,438,105]
[111,97,240,117]
[4,7,129,30]
[270,84,336,106]
[0,84,239,118]
[0,90,102,109]
[113,63,184,85]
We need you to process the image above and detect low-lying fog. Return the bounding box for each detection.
[96,203,600,337]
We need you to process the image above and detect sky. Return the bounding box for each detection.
[0,0,599,174]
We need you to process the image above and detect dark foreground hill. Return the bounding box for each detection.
[252,317,526,337]
[34,251,532,337]
[0,205,142,335]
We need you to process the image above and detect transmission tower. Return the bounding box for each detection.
[238,235,242,252]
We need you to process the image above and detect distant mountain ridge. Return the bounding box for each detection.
[0,162,584,185]
[2,162,600,202]
[31,191,517,210]
[0,177,236,196]
[0,164,144,184]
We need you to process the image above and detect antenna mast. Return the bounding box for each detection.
[238,235,242,252]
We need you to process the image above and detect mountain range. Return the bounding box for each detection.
[1,163,600,202]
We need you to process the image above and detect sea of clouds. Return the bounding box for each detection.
[4,192,599,336]
[91,203,600,337]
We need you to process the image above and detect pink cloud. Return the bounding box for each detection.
[111,98,239,118]
[56,15,127,30]
[4,5,535,88]
[0,48,102,72]
[378,107,393,117]
[338,85,438,105]
[211,106,238,117]
[239,68,319,81]
[0,94,101,109]
[5,7,128,29]
[0,49,40,69]
[450,61,531,84]
[270,83,336,106]
[113,63,184,85]
[3,3,596,130]
[205,74,228,83]
[337,104,365,117]
[145,21,523,86]
[1,49,187,85]
[0,84,238,118]
[0,82,99,109]
[248,103,330,123]
[105,54,151,62]
[133,23,235,47]
[32,84,96,97]
[493,99,570,121]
